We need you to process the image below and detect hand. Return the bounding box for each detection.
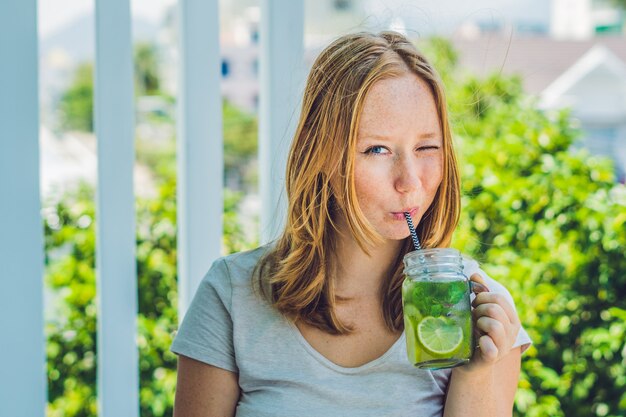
[461,273,521,373]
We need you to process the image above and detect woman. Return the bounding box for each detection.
[171,31,531,417]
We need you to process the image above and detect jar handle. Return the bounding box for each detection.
[469,274,490,294]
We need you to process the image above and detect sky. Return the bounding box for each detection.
[38,0,177,37]
[38,0,551,39]
[364,0,550,31]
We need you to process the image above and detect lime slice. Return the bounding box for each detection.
[403,303,422,322]
[417,316,464,357]
[404,315,418,362]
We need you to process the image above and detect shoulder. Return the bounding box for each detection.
[220,244,271,278]
[200,244,273,293]
[188,244,273,317]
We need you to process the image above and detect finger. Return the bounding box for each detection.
[472,292,519,325]
[470,280,490,295]
[474,308,519,351]
[473,302,510,326]
[469,273,490,294]
[477,334,498,362]
[475,316,506,349]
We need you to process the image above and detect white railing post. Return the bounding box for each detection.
[177,0,223,316]
[93,0,139,416]
[0,1,46,416]
[259,0,305,244]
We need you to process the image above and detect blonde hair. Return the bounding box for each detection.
[256,31,461,334]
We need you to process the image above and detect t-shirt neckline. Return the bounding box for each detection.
[285,317,405,374]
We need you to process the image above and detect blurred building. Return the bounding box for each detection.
[158,0,369,112]
[40,0,626,183]
[551,0,625,39]
[453,34,626,182]
[448,0,626,182]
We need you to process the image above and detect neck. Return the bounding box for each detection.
[332,229,404,299]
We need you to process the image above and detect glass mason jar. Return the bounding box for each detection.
[402,248,474,369]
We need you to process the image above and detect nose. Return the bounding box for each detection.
[393,155,422,194]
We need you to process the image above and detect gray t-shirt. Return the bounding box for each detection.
[171,246,532,417]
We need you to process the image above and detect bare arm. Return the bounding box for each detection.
[173,355,240,417]
[444,274,523,417]
[443,347,521,417]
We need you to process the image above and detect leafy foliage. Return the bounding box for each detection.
[46,41,258,414]
[58,40,258,191]
[134,42,161,96]
[611,0,626,10]
[223,100,258,191]
[58,63,94,132]
[45,179,253,417]
[438,44,626,417]
[57,42,168,132]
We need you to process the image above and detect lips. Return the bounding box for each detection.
[391,207,418,220]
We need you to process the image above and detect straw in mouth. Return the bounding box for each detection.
[404,212,422,250]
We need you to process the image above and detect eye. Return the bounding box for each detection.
[417,145,441,152]
[364,145,390,155]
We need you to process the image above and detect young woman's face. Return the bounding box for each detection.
[353,73,444,242]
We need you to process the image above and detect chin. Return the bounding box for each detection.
[378,228,412,242]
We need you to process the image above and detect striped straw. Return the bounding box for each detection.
[404,212,422,251]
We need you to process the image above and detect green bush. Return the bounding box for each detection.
[45,180,254,417]
[49,48,259,415]
[58,63,94,132]
[446,58,626,417]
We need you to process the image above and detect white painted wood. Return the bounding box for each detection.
[93,0,139,415]
[0,1,46,416]
[259,0,305,244]
[177,0,223,316]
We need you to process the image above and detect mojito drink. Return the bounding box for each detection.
[402,278,473,369]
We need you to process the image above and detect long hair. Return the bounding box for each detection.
[256,31,461,334]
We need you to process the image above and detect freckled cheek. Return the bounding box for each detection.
[415,154,441,182]
[354,177,379,206]
[421,164,444,200]
[424,171,442,191]
[353,167,386,214]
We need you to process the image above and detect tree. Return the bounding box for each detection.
[45,178,253,417]
[223,100,258,191]
[431,42,626,416]
[58,49,259,192]
[58,62,94,132]
[611,0,626,9]
[47,84,258,415]
[134,42,161,96]
[58,42,163,133]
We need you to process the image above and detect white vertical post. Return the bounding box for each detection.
[177,0,223,316]
[259,0,305,244]
[93,0,139,416]
[0,1,46,416]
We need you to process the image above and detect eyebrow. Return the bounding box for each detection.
[358,132,441,140]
